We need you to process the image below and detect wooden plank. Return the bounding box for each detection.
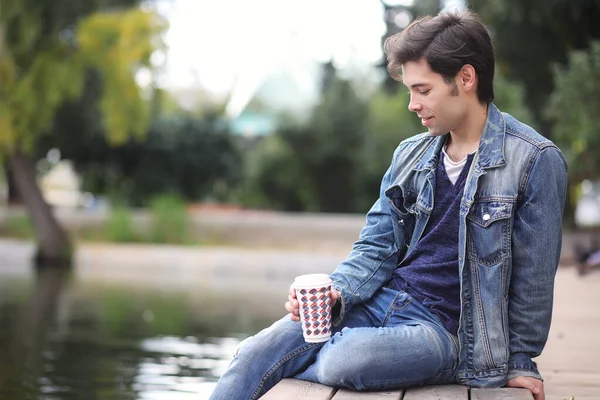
[261,378,338,400]
[470,387,534,400]
[403,384,468,399]
[332,388,404,399]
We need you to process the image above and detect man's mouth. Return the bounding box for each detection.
[421,116,433,126]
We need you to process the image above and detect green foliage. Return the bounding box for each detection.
[105,205,138,243]
[240,72,371,213]
[55,115,242,206]
[493,72,535,127]
[82,195,192,245]
[0,36,85,152]
[469,0,600,130]
[358,88,422,210]
[310,77,369,163]
[148,194,190,245]
[0,3,166,155]
[239,133,317,212]
[76,9,167,144]
[0,214,34,238]
[546,41,600,185]
[305,77,370,212]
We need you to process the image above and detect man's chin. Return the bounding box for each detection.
[427,129,446,137]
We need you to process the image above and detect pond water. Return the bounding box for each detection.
[0,244,309,400]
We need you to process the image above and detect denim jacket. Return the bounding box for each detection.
[330,103,568,387]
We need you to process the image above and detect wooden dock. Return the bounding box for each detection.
[263,266,600,400]
[263,380,533,399]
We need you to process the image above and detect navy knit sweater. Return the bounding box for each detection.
[389,152,474,335]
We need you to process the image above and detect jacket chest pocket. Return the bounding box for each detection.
[466,201,513,266]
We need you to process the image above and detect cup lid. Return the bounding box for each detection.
[294,273,332,287]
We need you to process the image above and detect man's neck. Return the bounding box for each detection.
[446,102,488,162]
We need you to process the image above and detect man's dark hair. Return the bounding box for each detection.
[384,10,495,103]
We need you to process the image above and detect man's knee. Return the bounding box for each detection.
[315,353,368,390]
[235,317,303,361]
[312,334,370,390]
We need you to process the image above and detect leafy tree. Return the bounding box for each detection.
[241,69,369,213]
[546,41,600,217]
[0,1,166,265]
[357,87,422,210]
[469,0,600,131]
[239,132,317,212]
[493,72,535,127]
[56,115,243,207]
[307,73,370,212]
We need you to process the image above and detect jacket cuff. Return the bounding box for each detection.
[331,284,350,326]
[506,352,543,382]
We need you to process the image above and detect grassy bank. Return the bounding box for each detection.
[0,195,196,246]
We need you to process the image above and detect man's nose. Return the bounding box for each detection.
[408,96,421,112]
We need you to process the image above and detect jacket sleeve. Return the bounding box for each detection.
[507,146,568,381]
[330,160,402,326]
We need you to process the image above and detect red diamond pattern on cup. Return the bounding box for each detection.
[298,286,331,338]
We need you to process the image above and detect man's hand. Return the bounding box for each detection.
[285,285,339,322]
[506,376,545,400]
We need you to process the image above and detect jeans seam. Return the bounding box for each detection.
[251,342,321,400]
[425,322,458,383]
[382,292,412,326]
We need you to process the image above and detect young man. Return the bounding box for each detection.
[210,10,567,400]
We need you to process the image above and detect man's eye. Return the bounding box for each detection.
[419,90,430,95]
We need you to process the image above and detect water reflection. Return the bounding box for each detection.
[1,267,69,400]
[0,250,299,400]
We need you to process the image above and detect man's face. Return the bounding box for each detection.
[401,58,467,136]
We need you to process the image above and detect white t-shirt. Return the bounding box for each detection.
[442,147,472,185]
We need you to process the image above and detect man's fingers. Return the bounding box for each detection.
[285,301,300,322]
[285,298,298,311]
[285,291,300,322]
[287,294,298,310]
[506,377,544,400]
[285,284,301,321]
[330,288,339,307]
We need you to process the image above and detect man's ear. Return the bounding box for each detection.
[459,64,477,93]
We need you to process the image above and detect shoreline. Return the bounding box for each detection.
[0,206,592,266]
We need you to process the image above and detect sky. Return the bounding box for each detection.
[154,0,464,116]
[158,0,387,93]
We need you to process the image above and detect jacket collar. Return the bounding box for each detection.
[413,103,506,171]
[476,103,506,169]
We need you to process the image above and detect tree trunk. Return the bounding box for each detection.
[4,162,21,204]
[8,150,72,267]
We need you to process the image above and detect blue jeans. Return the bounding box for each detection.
[209,287,459,400]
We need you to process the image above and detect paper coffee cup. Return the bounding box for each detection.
[293,274,333,343]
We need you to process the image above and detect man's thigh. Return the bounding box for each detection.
[295,289,458,390]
